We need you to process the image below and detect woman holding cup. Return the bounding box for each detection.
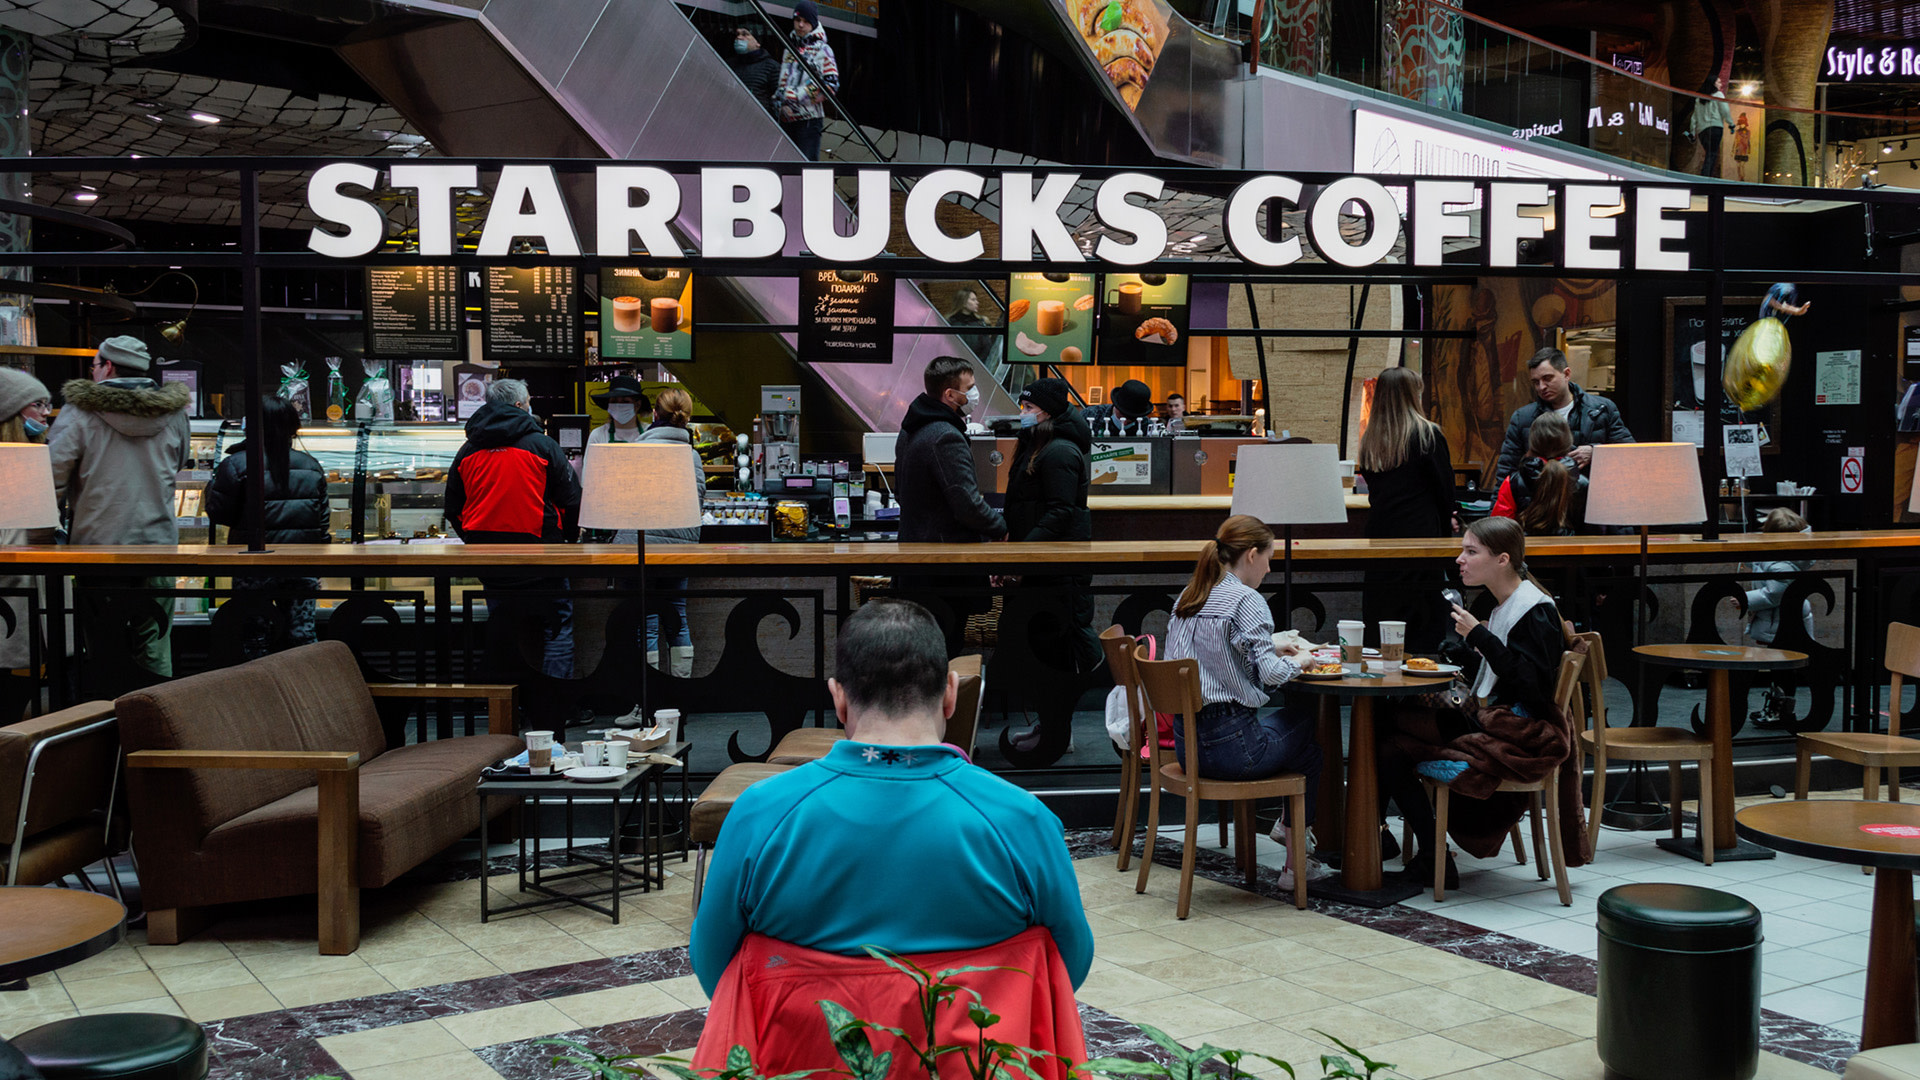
[1165,515,1324,884]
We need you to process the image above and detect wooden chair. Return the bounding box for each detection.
[1796,621,1920,804]
[1426,650,1585,906]
[1576,630,1716,865]
[1103,626,1149,871]
[1132,647,1307,917]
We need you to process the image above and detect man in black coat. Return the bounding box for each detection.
[893,356,1005,543]
[1494,347,1634,483]
[729,26,780,109]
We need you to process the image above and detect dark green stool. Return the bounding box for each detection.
[9,1015,206,1080]
[1597,883,1761,1080]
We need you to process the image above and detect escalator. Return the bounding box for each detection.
[327,0,1016,445]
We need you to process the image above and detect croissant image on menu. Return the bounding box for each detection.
[1062,0,1171,110]
[1135,317,1178,345]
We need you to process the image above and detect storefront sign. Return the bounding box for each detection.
[303,162,1695,275]
[1097,272,1189,367]
[799,269,893,364]
[1824,40,1920,82]
[1610,52,1645,76]
[1006,272,1096,365]
[600,267,691,361]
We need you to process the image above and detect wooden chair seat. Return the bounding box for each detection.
[1158,762,1306,804]
[1573,630,1715,864]
[1797,622,1920,807]
[1579,726,1715,760]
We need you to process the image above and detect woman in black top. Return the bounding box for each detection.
[1356,366,1455,651]
[1002,377,1099,676]
[206,396,329,658]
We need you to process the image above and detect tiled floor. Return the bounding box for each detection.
[0,813,1864,1080]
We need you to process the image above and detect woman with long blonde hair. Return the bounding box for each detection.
[1356,366,1455,651]
[0,368,52,722]
[1165,514,1324,885]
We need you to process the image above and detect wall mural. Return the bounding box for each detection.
[1427,278,1617,485]
[1061,0,1171,110]
[1384,0,1464,112]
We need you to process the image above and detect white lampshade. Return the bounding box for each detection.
[1229,443,1349,525]
[0,444,58,530]
[578,442,702,532]
[1585,443,1707,527]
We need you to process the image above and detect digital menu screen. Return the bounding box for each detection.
[1096,272,1190,367]
[799,269,893,364]
[1006,272,1096,365]
[599,267,692,361]
[483,266,578,359]
[365,266,463,357]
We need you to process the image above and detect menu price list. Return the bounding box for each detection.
[366,267,463,357]
[484,266,579,359]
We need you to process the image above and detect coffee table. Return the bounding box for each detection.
[0,888,125,984]
[1636,644,1808,861]
[1736,800,1920,1050]
[477,740,689,924]
[1291,667,1457,905]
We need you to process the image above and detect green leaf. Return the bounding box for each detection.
[1075,1056,1172,1077]
[1244,1053,1296,1079]
[967,1003,1002,1029]
[1130,1024,1189,1060]
[935,964,1023,979]
[1309,1032,1394,1076]
[863,946,935,986]
[727,1047,755,1074]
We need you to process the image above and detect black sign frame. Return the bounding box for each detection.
[798,268,895,365]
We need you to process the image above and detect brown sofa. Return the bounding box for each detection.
[119,640,522,954]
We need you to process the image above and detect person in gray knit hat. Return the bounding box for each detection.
[0,366,52,722]
[48,335,191,684]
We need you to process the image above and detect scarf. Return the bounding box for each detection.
[1473,579,1552,701]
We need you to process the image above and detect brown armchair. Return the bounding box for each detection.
[0,701,123,893]
[119,641,521,955]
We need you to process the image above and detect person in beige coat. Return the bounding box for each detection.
[0,367,55,721]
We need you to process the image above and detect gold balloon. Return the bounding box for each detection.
[1723,317,1791,412]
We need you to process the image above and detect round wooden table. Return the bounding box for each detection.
[1636,644,1808,861]
[1290,667,1457,899]
[1736,800,1920,1050]
[0,888,125,984]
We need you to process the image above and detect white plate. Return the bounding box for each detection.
[565,766,628,782]
[1401,662,1462,676]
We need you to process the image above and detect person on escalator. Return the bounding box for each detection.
[730,26,780,109]
[774,1,838,161]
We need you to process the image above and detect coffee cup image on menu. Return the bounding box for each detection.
[1107,281,1144,315]
[650,297,681,333]
[611,296,645,333]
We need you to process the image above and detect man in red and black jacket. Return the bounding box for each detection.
[445,379,581,682]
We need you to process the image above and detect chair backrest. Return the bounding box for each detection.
[1571,630,1608,749]
[1885,623,1920,738]
[116,640,386,834]
[1554,650,1586,720]
[1133,646,1206,782]
[1100,625,1145,755]
[947,653,986,755]
[0,701,118,881]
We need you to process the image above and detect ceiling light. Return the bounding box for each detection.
[1740,82,1758,96]
[144,113,163,123]
[70,191,97,203]
[189,113,221,124]
[1884,143,1894,153]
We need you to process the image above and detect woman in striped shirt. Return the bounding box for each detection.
[1165,516,1322,869]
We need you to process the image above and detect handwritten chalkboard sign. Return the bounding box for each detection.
[799,269,893,364]
[365,266,462,357]
[483,266,578,360]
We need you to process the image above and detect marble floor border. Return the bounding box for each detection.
[1065,828,1858,1074]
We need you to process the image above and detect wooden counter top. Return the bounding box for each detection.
[0,530,1908,569]
[1088,494,1369,511]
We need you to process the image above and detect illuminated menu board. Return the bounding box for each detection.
[483,266,578,359]
[365,266,463,357]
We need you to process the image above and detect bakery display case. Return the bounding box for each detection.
[193,420,468,543]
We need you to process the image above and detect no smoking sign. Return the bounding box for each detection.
[1841,449,1865,495]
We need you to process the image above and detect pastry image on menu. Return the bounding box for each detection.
[1006,272,1096,364]
[1098,272,1190,366]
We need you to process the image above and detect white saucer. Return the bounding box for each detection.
[565,766,627,782]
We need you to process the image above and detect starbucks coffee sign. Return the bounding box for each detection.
[305,163,1694,274]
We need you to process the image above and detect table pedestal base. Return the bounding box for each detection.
[1307,876,1424,908]
[1655,835,1777,862]
[1863,867,1917,1051]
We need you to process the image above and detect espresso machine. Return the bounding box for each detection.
[753,384,802,492]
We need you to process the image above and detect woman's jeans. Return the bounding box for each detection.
[645,576,691,653]
[1173,701,1321,824]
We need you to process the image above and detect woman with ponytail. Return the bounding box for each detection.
[1165,515,1323,882]
[1378,516,1584,887]
[1490,411,1586,536]
[630,386,707,697]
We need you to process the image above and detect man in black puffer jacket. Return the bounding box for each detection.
[1494,348,1634,483]
[205,395,330,657]
[893,356,1005,544]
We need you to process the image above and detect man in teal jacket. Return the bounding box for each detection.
[690,600,1094,996]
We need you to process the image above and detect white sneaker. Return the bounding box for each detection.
[614,705,647,729]
[1275,859,1333,891]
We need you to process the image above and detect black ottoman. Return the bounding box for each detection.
[1597,883,1761,1080]
[10,1015,207,1080]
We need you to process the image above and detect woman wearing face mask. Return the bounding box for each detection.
[0,368,54,722]
[1001,377,1099,677]
[589,376,648,447]
[626,387,706,708]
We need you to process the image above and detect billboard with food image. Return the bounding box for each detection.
[1006,272,1097,365]
[600,267,692,361]
[1096,271,1188,366]
[1062,0,1171,110]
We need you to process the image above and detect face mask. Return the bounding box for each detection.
[608,403,637,425]
[23,416,45,437]
[734,38,752,53]
[1018,411,1038,429]
[964,385,980,413]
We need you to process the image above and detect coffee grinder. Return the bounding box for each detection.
[753,384,802,493]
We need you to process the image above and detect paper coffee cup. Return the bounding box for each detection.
[655,708,682,741]
[1338,620,1365,674]
[1379,621,1406,665]
[606,741,630,769]
[582,740,608,767]
[525,730,554,773]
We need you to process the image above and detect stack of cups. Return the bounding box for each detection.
[1337,620,1365,675]
[1378,621,1406,673]
[526,730,555,774]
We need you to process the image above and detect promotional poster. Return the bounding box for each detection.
[600,267,693,361]
[1006,272,1097,365]
[1096,272,1189,366]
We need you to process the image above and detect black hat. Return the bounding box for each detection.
[1019,377,1072,419]
[1112,379,1152,418]
[793,0,819,26]
[592,375,649,408]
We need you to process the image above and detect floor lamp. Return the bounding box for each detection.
[578,442,703,723]
[1585,443,1708,829]
[1229,442,1350,623]
[0,444,60,677]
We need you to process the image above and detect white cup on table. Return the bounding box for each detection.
[525,730,555,774]
[1338,620,1365,675]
